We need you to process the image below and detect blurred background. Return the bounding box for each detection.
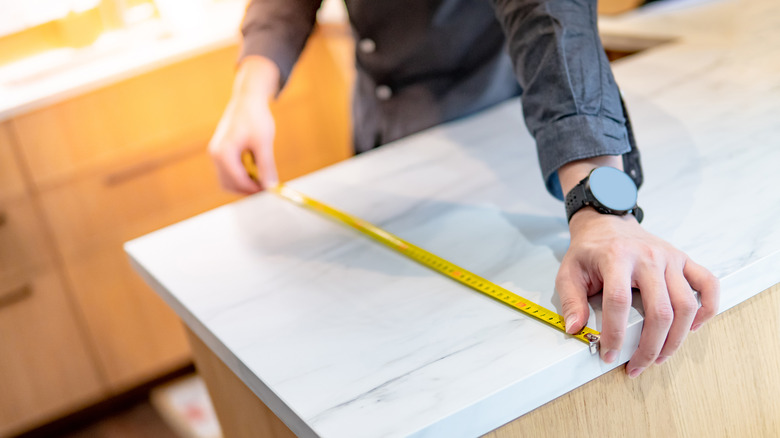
[0,0,648,437]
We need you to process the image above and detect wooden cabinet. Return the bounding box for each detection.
[0,268,106,437]
[37,148,237,390]
[0,129,105,437]
[9,45,243,392]
[0,23,352,434]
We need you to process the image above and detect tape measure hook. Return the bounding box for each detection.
[584,333,600,355]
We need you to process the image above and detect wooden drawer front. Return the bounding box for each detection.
[0,198,56,280]
[11,45,238,191]
[39,149,237,390]
[0,123,27,203]
[0,268,104,437]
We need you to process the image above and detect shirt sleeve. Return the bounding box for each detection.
[239,0,323,88]
[490,0,634,199]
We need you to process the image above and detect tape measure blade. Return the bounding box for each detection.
[270,184,600,351]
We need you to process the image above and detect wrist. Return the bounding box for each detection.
[568,206,638,234]
[234,56,280,101]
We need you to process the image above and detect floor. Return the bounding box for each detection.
[17,367,198,438]
[16,399,180,438]
[58,400,180,438]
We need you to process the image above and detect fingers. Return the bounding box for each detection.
[255,124,279,188]
[562,212,720,377]
[555,262,590,335]
[225,148,262,193]
[684,258,720,331]
[655,267,698,364]
[208,103,278,194]
[626,266,672,378]
[598,261,633,363]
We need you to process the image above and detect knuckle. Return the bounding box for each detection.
[209,148,228,163]
[708,273,721,291]
[668,252,686,268]
[677,296,699,316]
[605,241,627,259]
[699,307,717,321]
[664,338,684,353]
[641,246,665,268]
[636,348,657,364]
[560,296,582,312]
[603,291,631,309]
[603,328,626,345]
[207,143,220,157]
[650,304,674,326]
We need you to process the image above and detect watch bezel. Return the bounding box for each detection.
[583,167,638,216]
[565,166,643,223]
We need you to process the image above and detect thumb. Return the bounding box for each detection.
[556,266,591,334]
[258,145,278,188]
[254,118,278,189]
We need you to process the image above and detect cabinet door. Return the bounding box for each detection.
[39,148,238,391]
[0,199,105,437]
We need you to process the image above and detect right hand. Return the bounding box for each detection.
[208,56,281,193]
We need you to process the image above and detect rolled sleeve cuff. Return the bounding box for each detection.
[239,30,300,89]
[536,114,632,200]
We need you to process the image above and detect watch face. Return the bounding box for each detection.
[589,167,637,211]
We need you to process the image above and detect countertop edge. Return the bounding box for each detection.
[124,245,320,438]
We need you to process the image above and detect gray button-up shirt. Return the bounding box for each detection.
[240,0,642,199]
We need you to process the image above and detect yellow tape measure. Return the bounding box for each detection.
[243,153,601,353]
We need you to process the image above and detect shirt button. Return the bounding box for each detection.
[375,85,392,100]
[358,38,376,54]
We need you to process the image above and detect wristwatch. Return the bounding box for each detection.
[565,166,644,223]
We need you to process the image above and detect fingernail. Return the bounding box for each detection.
[628,367,645,379]
[564,315,578,333]
[655,356,669,365]
[602,349,618,363]
[691,323,702,332]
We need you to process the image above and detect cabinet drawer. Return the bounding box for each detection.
[0,122,27,203]
[40,146,238,258]
[0,268,104,437]
[10,45,238,191]
[39,148,237,390]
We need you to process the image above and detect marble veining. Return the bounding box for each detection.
[127,0,780,436]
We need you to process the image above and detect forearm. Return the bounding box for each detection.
[491,0,632,198]
[240,0,322,88]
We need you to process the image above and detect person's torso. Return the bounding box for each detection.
[344,0,521,151]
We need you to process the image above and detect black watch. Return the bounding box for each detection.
[565,166,643,223]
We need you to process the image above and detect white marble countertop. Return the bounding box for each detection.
[126,0,780,436]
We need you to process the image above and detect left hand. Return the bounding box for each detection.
[555,156,720,379]
[557,209,719,378]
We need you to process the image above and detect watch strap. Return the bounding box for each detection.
[564,179,589,223]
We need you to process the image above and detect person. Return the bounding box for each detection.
[208,0,719,378]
